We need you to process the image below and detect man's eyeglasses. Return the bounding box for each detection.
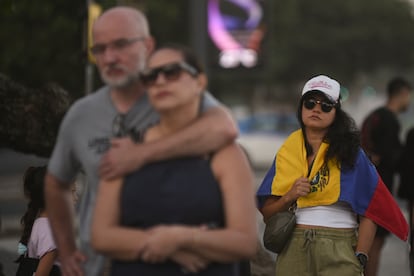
[140,62,198,87]
[303,98,336,113]
[90,36,145,56]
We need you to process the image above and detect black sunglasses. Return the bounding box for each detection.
[140,62,198,87]
[303,98,336,113]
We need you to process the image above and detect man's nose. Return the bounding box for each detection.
[101,46,119,63]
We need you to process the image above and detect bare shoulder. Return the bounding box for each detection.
[211,142,251,178]
[211,142,246,162]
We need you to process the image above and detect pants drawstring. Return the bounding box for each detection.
[303,229,316,271]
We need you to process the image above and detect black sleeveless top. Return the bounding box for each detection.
[111,156,241,276]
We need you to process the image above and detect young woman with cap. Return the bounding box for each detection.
[257,75,408,275]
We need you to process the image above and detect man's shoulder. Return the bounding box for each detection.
[371,107,397,124]
[363,107,384,124]
[66,86,109,115]
[58,87,110,131]
[72,86,109,108]
[362,107,398,134]
[369,106,385,116]
[375,106,391,115]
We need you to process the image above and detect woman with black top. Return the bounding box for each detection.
[91,44,257,276]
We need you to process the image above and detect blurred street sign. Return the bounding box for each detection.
[87,2,102,64]
[207,0,266,69]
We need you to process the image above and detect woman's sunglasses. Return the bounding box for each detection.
[140,62,198,87]
[303,98,336,113]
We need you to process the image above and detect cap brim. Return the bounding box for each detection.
[302,90,336,103]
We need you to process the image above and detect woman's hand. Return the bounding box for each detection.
[170,250,209,273]
[139,225,189,263]
[285,177,311,201]
[261,177,311,220]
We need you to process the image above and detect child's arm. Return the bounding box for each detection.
[35,250,58,276]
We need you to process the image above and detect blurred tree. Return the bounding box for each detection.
[0,74,71,157]
[0,0,85,98]
[270,0,414,84]
[142,1,190,45]
[3,0,413,101]
[2,0,414,148]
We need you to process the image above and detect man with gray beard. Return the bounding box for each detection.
[45,7,237,276]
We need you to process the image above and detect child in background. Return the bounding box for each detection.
[16,166,77,276]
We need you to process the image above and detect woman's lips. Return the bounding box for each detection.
[154,90,171,99]
[309,115,321,120]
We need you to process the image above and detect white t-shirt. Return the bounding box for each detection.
[28,217,59,265]
[296,201,358,228]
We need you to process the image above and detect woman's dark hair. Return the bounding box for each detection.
[297,93,360,168]
[19,166,47,246]
[149,43,206,113]
[150,43,205,74]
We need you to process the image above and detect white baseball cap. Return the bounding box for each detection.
[302,75,340,102]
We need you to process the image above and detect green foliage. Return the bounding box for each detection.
[144,0,190,45]
[0,0,85,97]
[0,0,191,99]
[1,0,414,101]
[269,0,414,83]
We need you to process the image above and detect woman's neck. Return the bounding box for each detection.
[157,100,200,137]
[305,128,327,153]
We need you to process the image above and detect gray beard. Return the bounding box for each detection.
[101,50,147,89]
[101,71,140,89]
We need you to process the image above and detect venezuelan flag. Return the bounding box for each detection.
[257,130,408,241]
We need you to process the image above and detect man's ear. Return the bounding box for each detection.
[144,36,156,55]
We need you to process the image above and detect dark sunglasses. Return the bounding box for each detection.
[303,98,336,113]
[140,62,198,87]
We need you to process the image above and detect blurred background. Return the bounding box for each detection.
[1,0,414,275]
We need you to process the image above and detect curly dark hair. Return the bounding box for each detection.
[297,93,360,168]
[19,166,47,247]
